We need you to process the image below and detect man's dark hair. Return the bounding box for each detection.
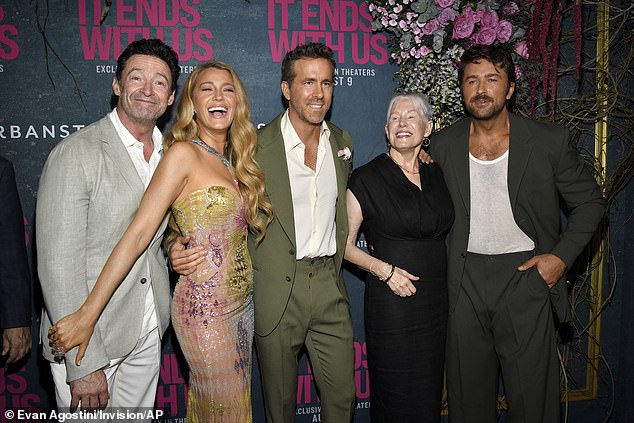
[116,39,180,92]
[281,42,336,85]
[457,44,516,87]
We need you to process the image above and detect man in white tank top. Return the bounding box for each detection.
[430,45,606,423]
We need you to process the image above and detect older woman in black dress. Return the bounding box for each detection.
[345,93,454,422]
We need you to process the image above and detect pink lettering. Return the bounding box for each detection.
[320,0,339,31]
[0,7,19,60]
[268,0,294,30]
[79,26,112,60]
[353,341,367,370]
[296,374,313,404]
[302,0,319,30]
[359,1,373,32]
[0,24,19,60]
[193,28,214,61]
[180,0,200,27]
[159,0,179,26]
[139,0,159,26]
[115,0,136,26]
[355,369,370,399]
[370,33,388,65]
[77,0,101,26]
[156,384,178,415]
[339,1,358,32]
[325,32,344,64]
[268,30,301,62]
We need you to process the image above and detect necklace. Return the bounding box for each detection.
[388,152,420,174]
[191,139,231,168]
[190,139,238,185]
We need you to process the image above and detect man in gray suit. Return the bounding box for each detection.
[430,45,606,422]
[37,39,179,413]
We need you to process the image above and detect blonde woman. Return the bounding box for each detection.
[49,61,273,422]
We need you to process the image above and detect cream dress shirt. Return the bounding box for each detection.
[281,110,338,260]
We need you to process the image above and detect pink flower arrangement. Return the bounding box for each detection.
[452,9,476,40]
[473,27,497,45]
[496,20,513,43]
[367,0,535,125]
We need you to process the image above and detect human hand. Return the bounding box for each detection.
[517,253,566,288]
[418,149,434,164]
[69,370,109,411]
[386,267,419,297]
[169,236,205,276]
[2,326,32,364]
[49,307,97,366]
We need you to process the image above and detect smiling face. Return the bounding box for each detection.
[112,54,175,127]
[281,58,334,131]
[461,59,515,121]
[385,98,433,152]
[191,67,236,138]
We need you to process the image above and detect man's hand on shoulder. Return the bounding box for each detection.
[418,149,433,164]
[69,369,109,411]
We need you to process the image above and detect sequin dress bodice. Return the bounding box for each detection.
[170,185,253,422]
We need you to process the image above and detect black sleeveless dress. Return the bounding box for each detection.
[348,153,454,422]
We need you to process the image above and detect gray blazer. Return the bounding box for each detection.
[248,112,353,336]
[431,113,606,322]
[36,116,170,382]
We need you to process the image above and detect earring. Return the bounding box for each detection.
[422,137,430,147]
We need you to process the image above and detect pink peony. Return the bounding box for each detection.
[437,8,457,26]
[435,0,455,9]
[502,1,519,15]
[452,11,476,39]
[496,20,513,43]
[419,45,431,56]
[473,28,497,45]
[480,10,499,28]
[515,40,529,58]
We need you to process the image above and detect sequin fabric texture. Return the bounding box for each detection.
[171,185,253,423]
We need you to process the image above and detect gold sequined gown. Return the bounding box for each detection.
[171,185,253,423]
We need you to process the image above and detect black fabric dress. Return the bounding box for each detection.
[348,153,454,422]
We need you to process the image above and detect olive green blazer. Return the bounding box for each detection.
[249,112,353,336]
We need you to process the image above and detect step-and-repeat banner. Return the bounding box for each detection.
[0,1,398,422]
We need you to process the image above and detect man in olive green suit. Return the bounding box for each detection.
[430,45,606,423]
[250,42,356,423]
[170,42,356,422]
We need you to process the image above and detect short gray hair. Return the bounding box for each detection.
[386,93,434,124]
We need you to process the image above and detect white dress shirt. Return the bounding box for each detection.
[281,110,338,259]
[109,108,161,336]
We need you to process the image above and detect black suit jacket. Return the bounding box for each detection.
[431,114,606,322]
[0,156,32,330]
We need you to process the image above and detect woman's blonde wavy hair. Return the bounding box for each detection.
[163,61,273,237]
